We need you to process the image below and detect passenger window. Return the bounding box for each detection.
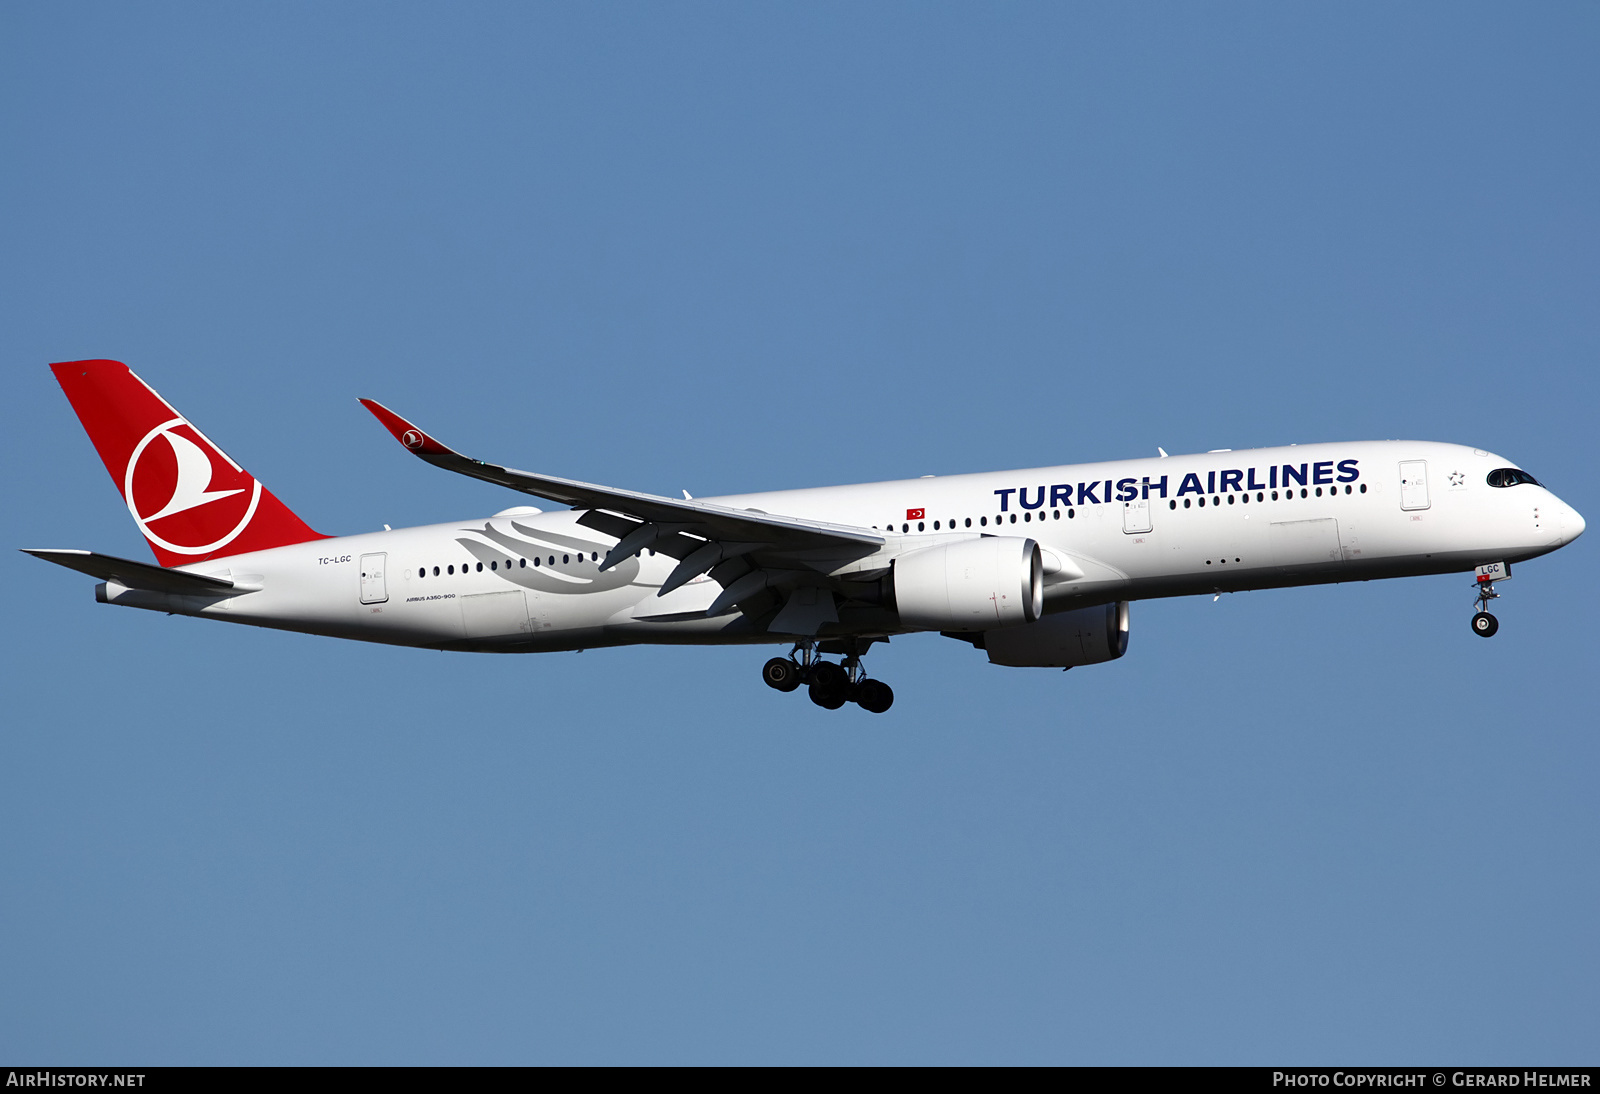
[418,568,425,578]
[1053,509,1061,519]
[1228,495,1235,505]
[1199,497,1206,507]
[448,565,454,574]
[476,562,483,572]
[965,518,972,528]
[433,566,439,576]
[918,521,925,531]
[1010,514,1017,524]
[520,558,526,568]
[563,554,569,564]
[490,561,497,570]
[980,517,988,526]
[1184,499,1191,509]
[1360,484,1367,493]
[533,557,540,567]
[1169,500,1176,510]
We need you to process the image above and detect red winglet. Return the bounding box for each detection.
[358,399,457,457]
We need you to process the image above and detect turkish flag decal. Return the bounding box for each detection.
[906,508,925,520]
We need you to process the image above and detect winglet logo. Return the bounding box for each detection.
[124,418,263,555]
[402,429,425,450]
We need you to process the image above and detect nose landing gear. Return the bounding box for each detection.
[761,641,894,714]
[1471,563,1506,638]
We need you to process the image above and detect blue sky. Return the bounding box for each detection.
[2,2,1596,1064]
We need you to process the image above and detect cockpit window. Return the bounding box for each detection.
[1486,468,1541,488]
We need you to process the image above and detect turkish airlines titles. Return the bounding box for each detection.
[993,458,1363,511]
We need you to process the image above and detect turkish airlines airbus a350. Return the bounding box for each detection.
[27,360,1586,713]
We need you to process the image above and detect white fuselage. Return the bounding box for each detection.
[99,441,1585,653]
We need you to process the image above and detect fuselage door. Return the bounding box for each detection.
[1122,498,1152,534]
[359,552,388,604]
[1399,461,1431,511]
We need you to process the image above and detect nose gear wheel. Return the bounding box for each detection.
[1471,574,1502,638]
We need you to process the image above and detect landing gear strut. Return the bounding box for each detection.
[1471,570,1501,638]
[760,640,894,714]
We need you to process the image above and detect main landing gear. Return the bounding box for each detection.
[762,641,894,714]
[1471,571,1501,638]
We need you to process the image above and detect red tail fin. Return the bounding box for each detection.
[51,360,327,566]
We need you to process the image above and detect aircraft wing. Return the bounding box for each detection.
[23,548,236,595]
[360,401,888,623]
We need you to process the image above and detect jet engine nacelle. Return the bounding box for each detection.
[983,601,1130,668]
[893,536,1043,630]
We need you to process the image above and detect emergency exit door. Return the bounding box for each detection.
[359,553,388,604]
[1122,498,1152,533]
[1399,461,1430,511]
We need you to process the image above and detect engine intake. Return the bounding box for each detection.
[893,537,1043,630]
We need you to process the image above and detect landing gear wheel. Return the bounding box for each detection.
[809,679,848,709]
[1471,611,1499,638]
[809,661,847,689]
[854,679,894,714]
[762,657,801,692]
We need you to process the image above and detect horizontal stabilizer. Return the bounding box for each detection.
[22,549,236,595]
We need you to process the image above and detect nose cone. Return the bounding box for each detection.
[1563,501,1586,544]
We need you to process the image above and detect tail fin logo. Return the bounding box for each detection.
[124,417,263,555]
